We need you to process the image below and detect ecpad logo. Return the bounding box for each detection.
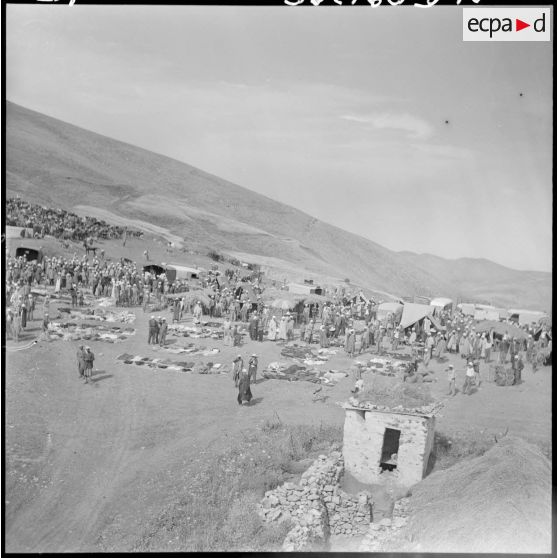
[463,8,550,41]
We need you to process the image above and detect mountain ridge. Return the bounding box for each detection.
[5,100,551,312]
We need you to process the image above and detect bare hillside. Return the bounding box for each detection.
[5,101,551,310]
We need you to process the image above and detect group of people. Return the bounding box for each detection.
[76,345,96,384]
[147,315,169,346]
[7,197,141,242]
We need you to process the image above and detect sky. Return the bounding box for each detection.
[5,4,554,272]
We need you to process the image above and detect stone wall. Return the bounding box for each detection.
[258,452,373,550]
[343,408,435,487]
[358,497,411,552]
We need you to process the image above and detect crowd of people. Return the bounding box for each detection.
[5,199,552,406]
[6,197,142,242]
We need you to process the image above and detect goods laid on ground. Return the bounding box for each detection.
[353,357,409,378]
[153,344,220,356]
[116,353,223,374]
[263,362,348,385]
[58,307,136,323]
[167,323,224,339]
[47,321,136,343]
[492,364,515,386]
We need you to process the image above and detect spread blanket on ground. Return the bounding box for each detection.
[47,322,136,342]
[116,353,223,373]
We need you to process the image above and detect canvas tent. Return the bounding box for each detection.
[474,305,500,321]
[508,309,548,326]
[400,303,434,330]
[376,302,403,322]
[457,303,476,317]
[14,246,43,262]
[165,264,200,281]
[430,297,453,311]
[143,264,166,276]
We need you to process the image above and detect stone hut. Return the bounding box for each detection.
[343,403,436,488]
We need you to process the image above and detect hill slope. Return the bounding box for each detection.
[5,101,551,311]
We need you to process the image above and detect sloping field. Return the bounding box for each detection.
[6,101,551,309]
[386,436,552,553]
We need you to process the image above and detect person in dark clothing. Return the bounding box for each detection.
[83,346,95,384]
[76,345,86,378]
[513,355,524,385]
[159,317,168,347]
[148,315,159,344]
[237,369,253,405]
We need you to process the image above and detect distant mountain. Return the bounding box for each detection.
[5,101,552,312]
[397,252,551,311]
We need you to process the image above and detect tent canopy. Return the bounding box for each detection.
[166,264,200,280]
[430,297,453,308]
[400,303,434,330]
[14,246,43,262]
[476,320,528,340]
[457,303,476,317]
[377,302,403,321]
[474,308,500,321]
[508,309,548,326]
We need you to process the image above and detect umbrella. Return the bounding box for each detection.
[475,320,528,340]
[272,298,295,310]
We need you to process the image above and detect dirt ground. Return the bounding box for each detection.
[4,238,553,553]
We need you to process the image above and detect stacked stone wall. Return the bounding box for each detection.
[258,451,373,550]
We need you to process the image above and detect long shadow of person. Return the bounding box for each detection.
[90,372,114,384]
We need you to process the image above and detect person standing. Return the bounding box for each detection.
[319,325,329,348]
[346,328,356,358]
[360,324,370,354]
[232,355,244,387]
[148,315,158,345]
[499,332,510,363]
[82,346,95,384]
[248,354,258,384]
[237,368,253,406]
[27,293,35,321]
[423,333,434,367]
[513,355,524,385]
[159,317,168,347]
[306,318,315,344]
[463,361,475,395]
[447,364,456,396]
[76,345,86,379]
[267,315,278,341]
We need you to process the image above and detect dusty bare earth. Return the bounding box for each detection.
[4,239,553,553]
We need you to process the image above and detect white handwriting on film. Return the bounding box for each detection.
[36,0,77,5]
[285,0,480,6]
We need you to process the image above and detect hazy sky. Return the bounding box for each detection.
[6,4,553,272]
